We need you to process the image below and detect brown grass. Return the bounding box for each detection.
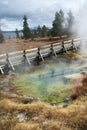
[0,90,87,130]
[0,35,72,54]
[0,73,87,130]
[70,74,87,100]
[14,122,41,130]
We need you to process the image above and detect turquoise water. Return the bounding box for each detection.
[14,60,80,104]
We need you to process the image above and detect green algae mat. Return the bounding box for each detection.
[14,60,80,104]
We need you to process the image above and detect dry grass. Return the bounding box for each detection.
[0,73,87,130]
[0,90,87,130]
[0,36,72,54]
[42,120,72,130]
[0,39,50,54]
[0,119,16,130]
[14,122,41,130]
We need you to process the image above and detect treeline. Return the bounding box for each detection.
[0,30,4,43]
[16,17,51,39]
[0,9,75,43]
[17,9,74,39]
[16,10,75,39]
[52,10,74,36]
[15,9,75,39]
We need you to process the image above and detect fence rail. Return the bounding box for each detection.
[0,38,81,74]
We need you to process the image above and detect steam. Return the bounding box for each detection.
[75,0,87,54]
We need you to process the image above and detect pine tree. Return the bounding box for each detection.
[31,30,38,40]
[41,25,48,37]
[33,30,38,38]
[52,10,64,36]
[66,10,74,35]
[0,30,4,43]
[23,15,31,39]
[15,28,20,39]
[37,25,42,37]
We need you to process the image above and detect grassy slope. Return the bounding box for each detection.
[0,88,87,130]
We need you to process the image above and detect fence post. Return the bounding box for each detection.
[34,48,40,65]
[70,39,73,51]
[6,53,15,71]
[61,41,66,53]
[38,47,44,61]
[23,50,26,62]
[6,53,9,67]
[50,44,53,55]
[6,53,9,63]
[24,50,31,65]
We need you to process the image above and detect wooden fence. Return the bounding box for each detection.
[0,38,81,74]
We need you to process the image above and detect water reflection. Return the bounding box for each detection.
[38,65,79,84]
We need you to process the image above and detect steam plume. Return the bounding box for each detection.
[75,0,87,54]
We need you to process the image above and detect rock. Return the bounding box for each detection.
[17,113,27,122]
[63,97,71,103]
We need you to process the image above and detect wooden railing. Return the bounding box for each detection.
[0,38,81,74]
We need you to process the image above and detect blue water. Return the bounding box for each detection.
[3,31,23,39]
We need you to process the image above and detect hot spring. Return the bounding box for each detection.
[13,56,83,105]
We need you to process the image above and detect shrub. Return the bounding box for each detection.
[70,93,78,100]
[70,85,83,100]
